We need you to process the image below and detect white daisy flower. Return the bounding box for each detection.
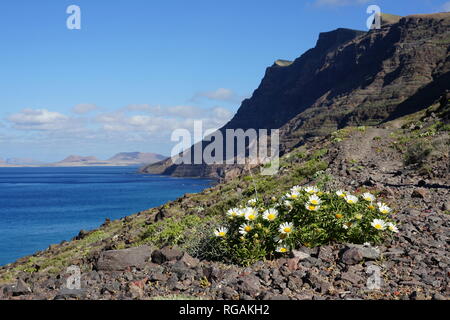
[376,202,388,208]
[247,198,257,206]
[387,222,399,233]
[290,185,303,193]
[344,194,358,204]
[236,208,246,217]
[239,223,253,236]
[285,191,301,200]
[276,246,289,253]
[244,207,259,221]
[304,186,319,194]
[279,222,294,234]
[226,208,240,218]
[263,208,278,221]
[371,219,387,231]
[214,227,228,237]
[378,204,392,214]
[336,190,346,198]
[305,203,320,211]
[362,192,375,202]
[308,194,322,206]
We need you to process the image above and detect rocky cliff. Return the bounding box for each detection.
[142,13,450,178]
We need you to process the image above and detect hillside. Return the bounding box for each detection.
[142,13,450,178]
[107,152,167,164]
[0,93,448,300]
[57,155,100,164]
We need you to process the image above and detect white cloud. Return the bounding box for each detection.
[313,0,370,6]
[72,103,99,114]
[191,88,242,103]
[96,105,233,136]
[4,104,235,157]
[7,108,70,131]
[442,1,450,12]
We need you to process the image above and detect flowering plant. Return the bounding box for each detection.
[213,185,398,265]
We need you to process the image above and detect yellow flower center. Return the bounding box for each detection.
[381,209,389,214]
[308,205,316,211]
[374,224,383,230]
[368,205,375,210]
[279,248,287,253]
[310,200,319,205]
[218,232,226,237]
[355,214,363,220]
[291,194,298,199]
[267,214,276,221]
[248,215,255,220]
[283,227,292,233]
[244,226,252,232]
[335,214,343,219]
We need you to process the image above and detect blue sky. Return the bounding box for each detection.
[0,0,449,162]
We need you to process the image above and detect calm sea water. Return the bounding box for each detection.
[0,166,212,266]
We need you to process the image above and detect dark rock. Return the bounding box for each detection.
[96,246,153,271]
[318,246,334,262]
[128,283,144,299]
[11,279,32,296]
[171,261,196,280]
[257,269,271,283]
[409,290,427,300]
[305,273,332,294]
[54,288,86,300]
[203,265,222,282]
[287,275,303,292]
[74,230,90,240]
[341,248,364,265]
[102,281,121,294]
[151,246,183,264]
[238,275,262,296]
[154,208,167,222]
[150,272,169,283]
[265,294,290,300]
[341,271,364,286]
[417,180,427,187]
[178,252,200,268]
[219,286,239,300]
[346,244,381,260]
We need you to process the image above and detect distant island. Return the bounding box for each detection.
[0,152,167,167]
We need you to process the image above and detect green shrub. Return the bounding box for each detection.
[404,140,433,165]
[210,186,397,266]
[295,160,329,177]
[140,215,207,248]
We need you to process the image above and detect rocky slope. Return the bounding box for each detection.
[142,13,450,178]
[0,93,448,300]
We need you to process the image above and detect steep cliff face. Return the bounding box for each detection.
[142,13,450,178]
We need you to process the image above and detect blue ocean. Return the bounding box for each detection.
[0,167,212,266]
